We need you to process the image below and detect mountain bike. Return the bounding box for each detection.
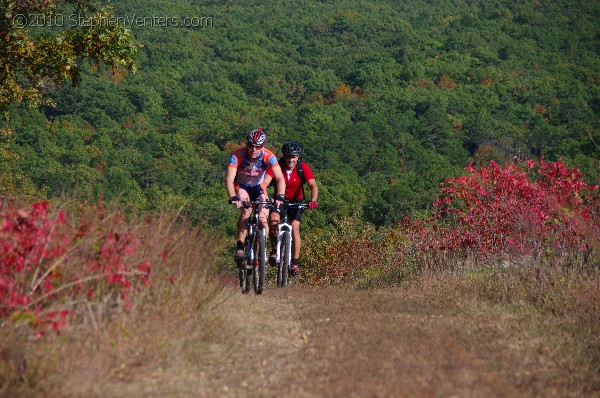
[236,200,272,294]
[273,202,310,287]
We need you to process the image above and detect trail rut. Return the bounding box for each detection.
[101,283,582,397]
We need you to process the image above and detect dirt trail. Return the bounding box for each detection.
[104,283,581,398]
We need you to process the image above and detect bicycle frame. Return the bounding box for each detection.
[245,205,260,266]
[274,202,308,287]
[274,213,292,266]
[239,200,271,294]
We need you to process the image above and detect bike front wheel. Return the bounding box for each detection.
[245,268,253,293]
[253,228,267,294]
[277,231,292,287]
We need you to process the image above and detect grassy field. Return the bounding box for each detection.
[2,273,598,397]
[0,197,598,397]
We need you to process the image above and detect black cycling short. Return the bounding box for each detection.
[237,183,265,201]
[271,201,303,222]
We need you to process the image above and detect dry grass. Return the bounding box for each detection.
[397,259,600,396]
[347,246,600,395]
[0,206,229,398]
[1,200,598,396]
[301,212,599,394]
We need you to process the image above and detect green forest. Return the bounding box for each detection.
[2,0,599,235]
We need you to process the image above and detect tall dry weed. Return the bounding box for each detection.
[412,258,600,394]
[0,201,226,397]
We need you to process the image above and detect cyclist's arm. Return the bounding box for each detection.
[271,165,286,199]
[225,166,238,199]
[263,173,273,190]
[306,178,318,202]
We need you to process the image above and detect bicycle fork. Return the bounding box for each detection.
[275,222,292,265]
[246,225,267,269]
[245,224,255,269]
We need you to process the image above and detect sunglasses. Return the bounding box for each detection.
[248,144,263,150]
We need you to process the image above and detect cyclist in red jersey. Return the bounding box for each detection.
[226,129,285,262]
[264,141,319,276]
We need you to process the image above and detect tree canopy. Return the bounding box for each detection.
[2,0,599,233]
[0,0,140,119]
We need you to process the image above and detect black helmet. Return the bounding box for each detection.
[282,141,302,156]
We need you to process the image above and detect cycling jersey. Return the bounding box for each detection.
[229,147,279,187]
[267,161,315,201]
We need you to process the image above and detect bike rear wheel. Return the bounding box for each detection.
[240,237,252,294]
[240,265,252,294]
[253,228,267,294]
[238,263,245,289]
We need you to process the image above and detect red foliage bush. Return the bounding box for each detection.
[303,158,598,285]
[0,201,152,333]
[419,158,599,260]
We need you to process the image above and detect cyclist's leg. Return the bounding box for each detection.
[269,201,281,234]
[287,206,303,259]
[291,219,301,261]
[289,206,303,275]
[268,210,280,241]
[235,186,252,260]
[288,207,302,275]
[256,183,270,237]
[259,205,270,237]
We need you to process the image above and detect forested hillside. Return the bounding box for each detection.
[1,3,599,395]
[2,0,599,232]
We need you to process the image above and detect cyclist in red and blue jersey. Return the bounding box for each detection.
[226,129,286,262]
[264,141,319,276]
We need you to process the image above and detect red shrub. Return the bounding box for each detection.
[303,159,598,285]
[419,158,599,259]
[0,201,152,333]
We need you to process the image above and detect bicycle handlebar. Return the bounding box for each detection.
[228,199,314,210]
[284,202,311,209]
[241,199,273,208]
[228,199,275,208]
